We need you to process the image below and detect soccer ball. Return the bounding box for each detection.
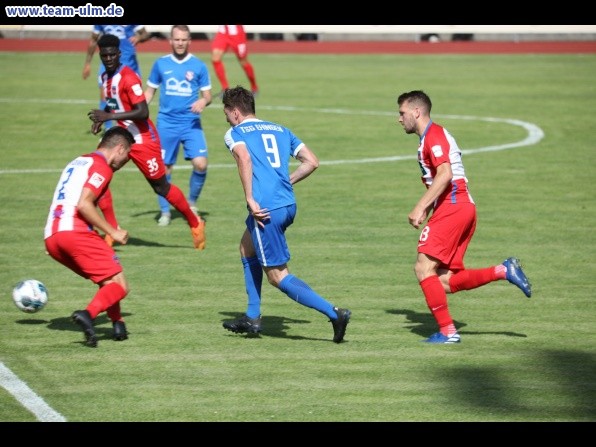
[12,279,49,313]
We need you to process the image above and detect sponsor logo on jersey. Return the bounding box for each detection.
[106,97,118,111]
[165,78,192,96]
[89,172,106,188]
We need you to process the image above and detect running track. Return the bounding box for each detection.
[1,39,595,54]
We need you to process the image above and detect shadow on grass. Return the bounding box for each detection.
[220,311,335,342]
[442,350,596,420]
[114,236,191,249]
[103,209,210,250]
[387,308,527,338]
[16,313,133,341]
[131,209,210,224]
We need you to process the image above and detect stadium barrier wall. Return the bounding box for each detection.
[2,25,596,42]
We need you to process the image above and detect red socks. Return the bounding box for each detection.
[241,62,258,91]
[449,266,502,293]
[86,282,127,320]
[420,275,453,332]
[213,60,227,90]
[423,265,507,336]
[165,184,199,228]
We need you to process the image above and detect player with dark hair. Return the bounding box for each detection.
[44,127,135,348]
[88,33,206,250]
[82,25,149,132]
[145,25,212,226]
[397,89,532,344]
[221,85,350,343]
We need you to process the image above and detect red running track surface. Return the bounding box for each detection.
[1,39,595,54]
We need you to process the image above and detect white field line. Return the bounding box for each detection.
[0,99,544,175]
[0,361,67,422]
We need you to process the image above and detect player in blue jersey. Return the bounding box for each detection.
[144,25,212,226]
[82,25,149,132]
[220,86,351,343]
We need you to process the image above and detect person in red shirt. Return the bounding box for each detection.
[211,25,259,97]
[44,127,135,348]
[88,33,206,250]
[397,90,532,344]
[81,25,150,133]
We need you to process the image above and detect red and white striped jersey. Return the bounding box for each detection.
[418,122,474,206]
[101,65,159,146]
[44,152,113,238]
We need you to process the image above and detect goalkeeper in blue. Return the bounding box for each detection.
[221,86,351,343]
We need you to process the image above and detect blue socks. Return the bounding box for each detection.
[157,173,172,214]
[242,256,263,319]
[241,260,337,320]
[279,274,336,318]
[188,170,207,205]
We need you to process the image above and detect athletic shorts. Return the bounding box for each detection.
[158,120,208,165]
[417,202,477,271]
[247,204,296,268]
[212,33,248,58]
[45,231,123,284]
[129,139,166,179]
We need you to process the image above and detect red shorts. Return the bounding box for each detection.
[417,202,477,271]
[45,231,123,284]
[211,33,248,58]
[129,140,166,179]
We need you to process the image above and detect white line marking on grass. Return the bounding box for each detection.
[259,106,545,165]
[0,99,544,172]
[0,361,67,422]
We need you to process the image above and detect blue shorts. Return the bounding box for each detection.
[158,120,208,165]
[247,204,296,268]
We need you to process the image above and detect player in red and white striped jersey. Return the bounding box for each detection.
[44,127,135,347]
[87,33,206,250]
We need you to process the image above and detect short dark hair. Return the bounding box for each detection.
[222,85,256,115]
[99,126,135,148]
[97,33,120,49]
[397,90,432,113]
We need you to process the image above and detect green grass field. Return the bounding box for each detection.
[0,50,595,422]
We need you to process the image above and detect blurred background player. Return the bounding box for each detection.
[87,34,206,250]
[82,25,150,132]
[44,127,135,348]
[211,25,259,98]
[145,25,212,226]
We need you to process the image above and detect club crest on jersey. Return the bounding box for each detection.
[132,84,143,96]
[185,71,195,82]
[89,172,106,188]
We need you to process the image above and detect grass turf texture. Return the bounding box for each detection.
[0,51,595,422]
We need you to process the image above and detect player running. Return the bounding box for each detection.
[87,33,206,250]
